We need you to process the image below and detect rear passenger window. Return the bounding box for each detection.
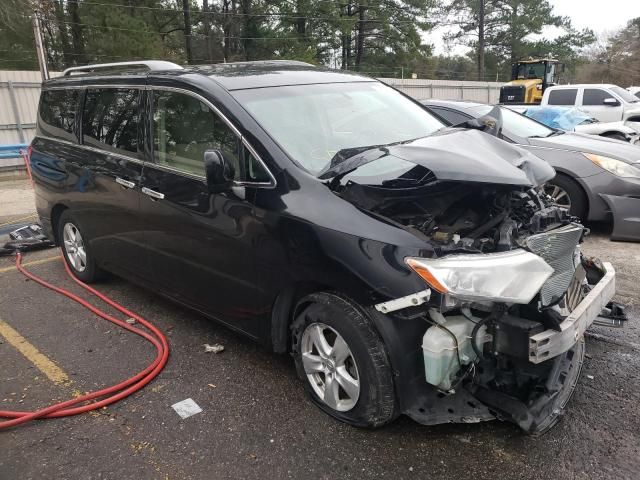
[583,89,612,106]
[38,90,79,142]
[82,88,140,157]
[547,89,577,106]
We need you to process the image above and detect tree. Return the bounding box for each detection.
[576,18,640,85]
[439,0,594,81]
[0,1,39,70]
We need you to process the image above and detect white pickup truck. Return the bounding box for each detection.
[541,84,640,124]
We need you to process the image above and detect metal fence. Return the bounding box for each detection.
[0,71,47,169]
[0,70,504,170]
[379,78,504,103]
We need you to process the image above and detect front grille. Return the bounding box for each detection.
[525,223,584,306]
[499,85,526,103]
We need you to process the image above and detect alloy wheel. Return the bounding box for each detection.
[300,322,360,412]
[544,183,572,210]
[62,222,87,272]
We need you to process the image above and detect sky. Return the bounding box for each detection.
[429,0,640,55]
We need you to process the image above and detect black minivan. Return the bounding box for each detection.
[31,60,618,434]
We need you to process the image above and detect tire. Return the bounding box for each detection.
[57,210,104,283]
[544,174,588,220]
[602,132,628,142]
[291,292,397,428]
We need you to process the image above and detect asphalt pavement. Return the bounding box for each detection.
[0,183,639,479]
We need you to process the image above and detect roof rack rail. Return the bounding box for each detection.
[62,60,184,77]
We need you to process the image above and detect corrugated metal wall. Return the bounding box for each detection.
[0,71,59,169]
[379,78,504,103]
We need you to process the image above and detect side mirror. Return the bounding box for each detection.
[204,149,235,193]
[603,98,621,107]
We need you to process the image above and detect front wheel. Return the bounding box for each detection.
[543,175,588,220]
[291,293,397,428]
[57,210,104,283]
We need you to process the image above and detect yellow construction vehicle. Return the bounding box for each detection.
[499,58,564,104]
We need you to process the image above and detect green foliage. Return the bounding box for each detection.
[576,17,640,85]
[440,0,595,81]
[0,1,39,70]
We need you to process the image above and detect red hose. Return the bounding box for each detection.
[0,251,169,429]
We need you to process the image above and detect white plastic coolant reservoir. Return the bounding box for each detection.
[422,316,485,391]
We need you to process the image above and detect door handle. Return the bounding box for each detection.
[115,177,136,189]
[141,187,165,200]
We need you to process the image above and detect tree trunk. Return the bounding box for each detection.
[241,0,252,60]
[182,0,193,64]
[53,0,72,66]
[477,0,485,81]
[295,0,306,40]
[67,0,85,65]
[355,5,366,67]
[202,0,214,62]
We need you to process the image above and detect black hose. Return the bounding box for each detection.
[471,306,507,360]
[471,315,490,360]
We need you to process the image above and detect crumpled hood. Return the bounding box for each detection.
[386,128,555,187]
[529,131,640,164]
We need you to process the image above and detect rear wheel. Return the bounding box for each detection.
[57,210,103,283]
[544,175,588,220]
[291,293,397,427]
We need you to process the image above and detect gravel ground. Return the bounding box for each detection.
[0,180,638,480]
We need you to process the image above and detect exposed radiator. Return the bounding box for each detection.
[525,223,584,307]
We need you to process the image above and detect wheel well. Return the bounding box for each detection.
[50,204,68,245]
[270,282,333,354]
[600,131,626,138]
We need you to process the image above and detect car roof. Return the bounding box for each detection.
[44,60,376,91]
[194,61,374,90]
[546,84,617,89]
[421,99,487,111]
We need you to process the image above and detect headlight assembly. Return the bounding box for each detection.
[584,153,640,179]
[406,250,554,304]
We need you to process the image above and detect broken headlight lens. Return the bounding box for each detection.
[405,250,554,304]
[584,153,640,179]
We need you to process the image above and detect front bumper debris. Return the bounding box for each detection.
[529,262,616,364]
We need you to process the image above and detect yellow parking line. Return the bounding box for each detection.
[0,317,71,386]
[0,213,38,228]
[0,255,60,274]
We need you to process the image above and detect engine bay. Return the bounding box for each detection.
[335,167,576,255]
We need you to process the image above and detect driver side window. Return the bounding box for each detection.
[152,91,240,178]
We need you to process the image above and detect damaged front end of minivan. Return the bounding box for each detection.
[321,122,624,435]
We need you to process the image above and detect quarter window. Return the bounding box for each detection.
[39,90,79,141]
[583,89,613,106]
[547,89,578,106]
[82,88,140,156]
[429,107,470,126]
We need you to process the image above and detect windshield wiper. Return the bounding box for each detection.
[317,136,425,183]
[317,145,390,182]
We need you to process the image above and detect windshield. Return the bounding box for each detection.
[516,62,545,80]
[232,82,443,174]
[473,105,555,139]
[611,86,640,103]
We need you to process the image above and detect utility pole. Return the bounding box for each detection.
[478,0,485,81]
[32,11,49,81]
